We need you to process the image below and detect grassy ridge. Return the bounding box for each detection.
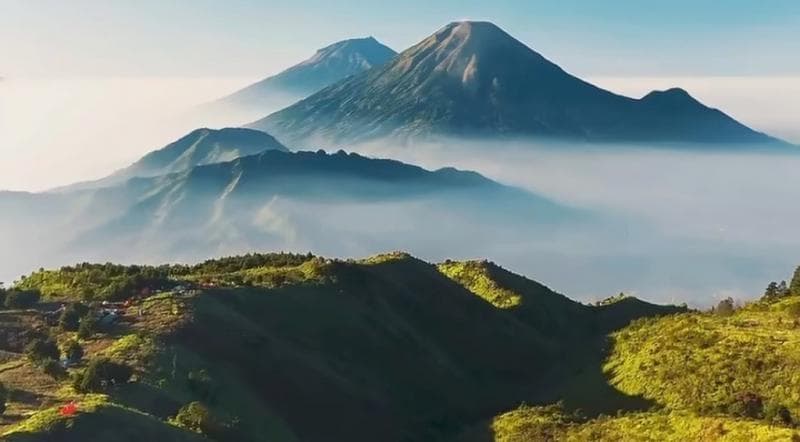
[605,297,800,418]
[2,252,688,441]
[491,405,798,442]
[3,395,205,442]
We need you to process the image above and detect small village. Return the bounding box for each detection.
[0,278,213,432]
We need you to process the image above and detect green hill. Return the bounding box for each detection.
[605,295,800,419]
[479,268,800,442]
[486,405,797,442]
[0,252,683,441]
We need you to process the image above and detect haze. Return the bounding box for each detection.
[1,1,799,306]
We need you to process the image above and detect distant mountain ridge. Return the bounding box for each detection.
[74,148,576,259]
[250,21,779,146]
[53,128,289,192]
[214,37,397,113]
[121,127,288,178]
[2,137,581,278]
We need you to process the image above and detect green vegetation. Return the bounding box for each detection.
[2,395,205,442]
[41,358,66,380]
[792,267,800,297]
[171,401,238,439]
[605,296,800,420]
[25,338,59,365]
[77,312,98,339]
[14,253,317,301]
[63,340,84,363]
[59,303,89,331]
[0,381,7,415]
[73,358,133,393]
[16,263,172,301]
[438,260,522,308]
[491,405,799,441]
[3,289,40,309]
[2,252,778,442]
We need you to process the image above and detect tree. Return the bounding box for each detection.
[174,401,215,434]
[73,358,132,392]
[42,358,66,380]
[59,303,89,331]
[715,298,736,317]
[763,281,790,301]
[764,282,780,300]
[3,289,40,309]
[0,381,7,415]
[77,313,98,339]
[63,340,84,363]
[25,338,60,365]
[791,267,800,297]
[779,281,790,298]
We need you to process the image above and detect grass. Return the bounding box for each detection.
[0,251,704,441]
[438,260,522,308]
[605,296,800,417]
[491,405,800,442]
[3,394,205,442]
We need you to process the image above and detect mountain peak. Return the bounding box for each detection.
[441,20,506,35]
[301,36,396,70]
[213,37,397,112]
[384,19,555,94]
[127,128,288,179]
[253,22,777,146]
[642,87,694,101]
[640,87,705,110]
[414,19,538,60]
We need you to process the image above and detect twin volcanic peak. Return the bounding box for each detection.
[249,21,778,146]
[215,36,397,112]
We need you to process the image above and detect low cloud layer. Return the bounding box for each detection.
[1,75,798,306]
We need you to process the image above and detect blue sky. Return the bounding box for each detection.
[2,0,799,78]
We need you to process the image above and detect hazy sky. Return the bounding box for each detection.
[2,0,799,78]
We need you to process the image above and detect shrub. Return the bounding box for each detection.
[77,313,98,339]
[73,358,132,392]
[3,289,40,309]
[765,403,794,426]
[59,303,89,331]
[174,401,215,434]
[25,338,60,365]
[0,381,7,415]
[42,358,66,380]
[729,392,764,419]
[714,298,736,317]
[63,340,84,363]
[785,303,800,318]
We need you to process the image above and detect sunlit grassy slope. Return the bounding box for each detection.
[489,405,797,442]
[485,294,800,442]
[4,395,205,442]
[605,296,800,417]
[2,252,685,441]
